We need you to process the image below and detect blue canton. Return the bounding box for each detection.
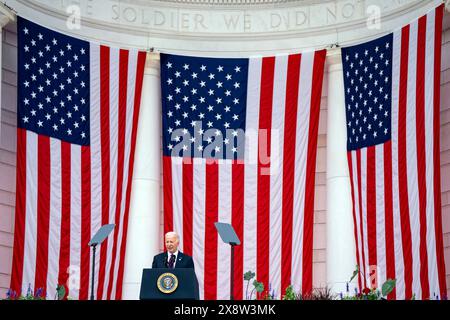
[342,34,393,151]
[17,17,90,145]
[161,54,248,160]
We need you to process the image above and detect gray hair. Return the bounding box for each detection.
[165,231,179,240]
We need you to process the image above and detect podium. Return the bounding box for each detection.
[139,268,200,300]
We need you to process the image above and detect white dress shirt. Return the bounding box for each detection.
[167,250,179,268]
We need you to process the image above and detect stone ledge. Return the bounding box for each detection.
[441,164,450,192]
[1,42,17,73]
[0,204,13,233]
[442,108,450,125]
[2,69,17,86]
[314,210,326,224]
[4,28,17,47]
[0,148,15,167]
[442,69,450,85]
[315,147,327,173]
[313,248,326,263]
[314,185,327,211]
[0,161,15,187]
[442,191,450,206]
[447,276,450,297]
[1,85,18,114]
[312,262,327,288]
[313,223,326,249]
[441,149,450,166]
[0,232,13,248]
[315,172,326,186]
[0,190,15,207]
[317,134,327,148]
[149,0,328,7]
[0,246,12,274]
[6,0,443,52]
[0,273,11,288]
[444,236,450,250]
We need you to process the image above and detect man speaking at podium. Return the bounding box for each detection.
[152,231,195,269]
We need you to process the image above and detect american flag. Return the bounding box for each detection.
[10,17,146,300]
[342,5,447,299]
[161,51,326,299]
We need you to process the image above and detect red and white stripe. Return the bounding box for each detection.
[347,5,447,300]
[163,50,326,300]
[10,44,146,300]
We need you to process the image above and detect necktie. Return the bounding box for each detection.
[168,254,175,269]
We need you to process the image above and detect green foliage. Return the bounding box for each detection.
[381,279,396,297]
[341,288,381,300]
[349,265,359,283]
[261,291,275,300]
[4,284,69,300]
[244,271,337,300]
[244,270,264,300]
[4,285,45,300]
[244,271,255,281]
[282,286,336,300]
[253,280,264,293]
[282,285,297,300]
[18,294,45,300]
[343,266,397,300]
[242,267,438,300]
[56,284,66,300]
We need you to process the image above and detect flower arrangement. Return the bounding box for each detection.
[5,284,45,300]
[244,270,336,300]
[4,284,67,300]
[243,267,402,300]
[341,265,396,300]
[282,285,336,300]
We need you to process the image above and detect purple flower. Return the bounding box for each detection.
[10,290,17,299]
[270,289,275,299]
[35,288,43,298]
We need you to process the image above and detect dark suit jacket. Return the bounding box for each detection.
[152,251,195,269]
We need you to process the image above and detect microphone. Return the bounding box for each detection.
[164,254,169,268]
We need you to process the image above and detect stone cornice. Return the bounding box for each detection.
[0,2,16,27]
[9,0,441,36]
[135,0,326,8]
[4,0,445,54]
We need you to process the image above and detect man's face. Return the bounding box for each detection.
[165,234,179,253]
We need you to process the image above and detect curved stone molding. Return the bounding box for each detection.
[5,0,444,54]
[137,0,322,6]
[0,3,16,26]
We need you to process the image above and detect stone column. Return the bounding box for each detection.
[122,52,162,299]
[325,49,357,296]
[0,4,15,141]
